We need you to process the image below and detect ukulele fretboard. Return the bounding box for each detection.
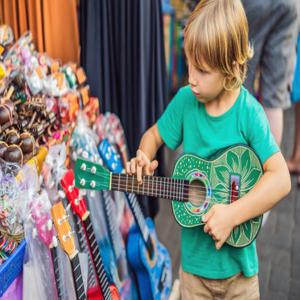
[50,247,63,300]
[70,253,86,300]
[111,174,189,201]
[83,217,112,300]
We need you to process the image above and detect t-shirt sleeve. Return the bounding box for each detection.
[246,103,280,164]
[157,88,186,150]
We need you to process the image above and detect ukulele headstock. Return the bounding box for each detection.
[61,169,88,220]
[74,158,111,191]
[51,201,76,258]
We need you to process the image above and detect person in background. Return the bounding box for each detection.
[242,0,299,146]
[287,34,300,184]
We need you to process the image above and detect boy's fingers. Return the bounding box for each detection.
[136,164,143,184]
[150,160,158,171]
[203,223,210,233]
[202,207,214,223]
[126,162,132,175]
[215,240,224,250]
[145,160,158,175]
[136,150,143,165]
[130,158,137,174]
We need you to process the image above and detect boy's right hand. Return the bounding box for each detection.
[126,149,158,184]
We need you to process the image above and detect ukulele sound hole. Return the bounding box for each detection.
[188,179,206,207]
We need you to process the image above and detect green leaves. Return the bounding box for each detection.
[215,165,229,183]
[227,151,239,172]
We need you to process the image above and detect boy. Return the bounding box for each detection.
[126,0,291,298]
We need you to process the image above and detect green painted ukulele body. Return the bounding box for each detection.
[75,145,263,248]
[171,145,263,247]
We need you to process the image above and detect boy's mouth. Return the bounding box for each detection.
[192,90,201,97]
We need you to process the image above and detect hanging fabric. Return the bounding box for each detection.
[0,0,80,64]
[79,0,167,218]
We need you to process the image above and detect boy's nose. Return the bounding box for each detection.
[189,77,197,87]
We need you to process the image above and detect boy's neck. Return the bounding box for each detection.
[204,87,241,117]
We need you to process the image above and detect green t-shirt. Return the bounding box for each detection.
[157,85,279,279]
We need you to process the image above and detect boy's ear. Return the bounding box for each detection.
[232,61,239,76]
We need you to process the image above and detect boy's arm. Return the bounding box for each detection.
[126,124,164,183]
[138,124,164,161]
[203,152,291,250]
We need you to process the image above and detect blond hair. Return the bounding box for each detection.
[184,0,253,90]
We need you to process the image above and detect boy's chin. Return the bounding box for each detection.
[196,96,213,104]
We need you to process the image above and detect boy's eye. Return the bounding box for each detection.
[197,67,209,74]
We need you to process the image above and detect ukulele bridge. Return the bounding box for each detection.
[230,174,241,203]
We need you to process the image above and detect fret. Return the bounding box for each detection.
[146,176,151,196]
[86,220,92,231]
[155,176,158,197]
[131,175,134,193]
[164,177,168,199]
[74,262,80,272]
[126,174,128,192]
[75,274,83,283]
[118,173,121,191]
[179,179,182,201]
[142,177,145,195]
[92,245,98,255]
[151,177,155,197]
[181,179,184,201]
[171,178,175,199]
[165,177,168,199]
[158,177,161,198]
[90,237,97,248]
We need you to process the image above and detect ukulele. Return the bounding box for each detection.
[95,113,128,167]
[75,144,263,248]
[51,201,87,300]
[61,170,120,300]
[98,139,172,300]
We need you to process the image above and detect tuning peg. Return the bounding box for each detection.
[58,214,69,225]
[80,179,86,186]
[91,166,96,174]
[80,163,86,171]
[90,180,96,188]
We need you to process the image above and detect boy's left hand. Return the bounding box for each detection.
[202,204,236,250]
